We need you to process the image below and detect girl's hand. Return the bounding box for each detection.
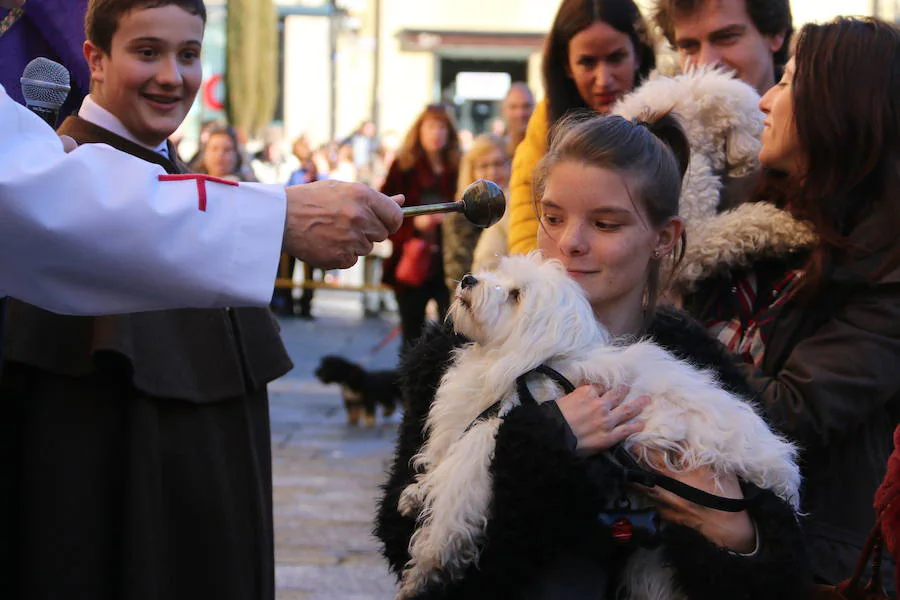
[634,453,757,554]
[556,385,650,456]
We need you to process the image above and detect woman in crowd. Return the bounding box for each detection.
[192,124,252,182]
[376,113,809,599]
[381,103,461,348]
[680,17,900,591]
[506,0,655,254]
[441,133,511,296]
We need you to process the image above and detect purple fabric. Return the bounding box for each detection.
[0,0,90,116]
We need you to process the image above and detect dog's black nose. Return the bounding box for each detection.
[461,274,478,289]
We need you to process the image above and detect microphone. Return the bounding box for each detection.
[402,179,506,229]
[20,57,71,128]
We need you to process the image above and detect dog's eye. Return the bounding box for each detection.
[508,288,521,303]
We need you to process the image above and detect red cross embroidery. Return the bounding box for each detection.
[158,174,240,211]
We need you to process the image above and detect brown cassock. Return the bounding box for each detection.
[0,116,293,600]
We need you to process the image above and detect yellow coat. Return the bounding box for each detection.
[507,99,549,254]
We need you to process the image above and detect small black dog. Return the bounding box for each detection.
[314,355,402,426]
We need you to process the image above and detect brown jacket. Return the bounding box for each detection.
[730,214,900,590]
[2,116,292,401]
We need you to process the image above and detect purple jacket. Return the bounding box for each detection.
[0,1,89,115]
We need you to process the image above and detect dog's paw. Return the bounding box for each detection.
[396,559,438,600]
[398,484,423,518]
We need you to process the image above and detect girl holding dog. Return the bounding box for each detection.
[376,111,810,598]
[681,17,900,592]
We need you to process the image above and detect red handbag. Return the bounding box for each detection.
[395,237,434,287]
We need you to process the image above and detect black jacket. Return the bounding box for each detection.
[375,308,810,599]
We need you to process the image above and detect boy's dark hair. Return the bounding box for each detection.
[85,0,207,54]
[653,0,792,70]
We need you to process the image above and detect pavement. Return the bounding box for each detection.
[269,291,407,600]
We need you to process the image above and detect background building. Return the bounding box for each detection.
[193,0,898,157]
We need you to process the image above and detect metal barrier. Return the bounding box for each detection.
[273,278,392,293]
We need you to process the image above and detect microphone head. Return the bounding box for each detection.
[460,179,506,229]
[21,57,71,110]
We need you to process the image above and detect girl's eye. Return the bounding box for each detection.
[595,221,621,231]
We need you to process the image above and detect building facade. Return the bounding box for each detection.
[200,0,896,151]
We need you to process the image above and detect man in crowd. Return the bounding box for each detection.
[501,81,534,155]
[653,0,792,94]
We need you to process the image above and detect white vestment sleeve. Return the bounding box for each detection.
[0,84,287,315]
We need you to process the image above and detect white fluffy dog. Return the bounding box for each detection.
[611,67,817,293]
[612,66,763,228]
[396,253,800,599]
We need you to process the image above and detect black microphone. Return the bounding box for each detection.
[20,57,71,128]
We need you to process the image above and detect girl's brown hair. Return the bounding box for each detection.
[534,112,690,327]
[788,17,900,293]
[396,104,462,173]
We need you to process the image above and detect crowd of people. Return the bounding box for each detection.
[1,0,899,598]
[373,0,900,599]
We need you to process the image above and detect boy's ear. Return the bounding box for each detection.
[83,40,106,86]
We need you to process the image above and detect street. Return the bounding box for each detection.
[270,292,405,600]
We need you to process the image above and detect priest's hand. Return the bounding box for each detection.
[282,180,404,269]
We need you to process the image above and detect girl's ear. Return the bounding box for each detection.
[654,216,685,257]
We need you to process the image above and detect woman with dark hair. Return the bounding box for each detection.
[381,103,461,348]
[376,112,809,600]
[506,0,656,254]
[685,16,900,591]
[191,125,251,182]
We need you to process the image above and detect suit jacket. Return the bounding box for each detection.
[2,116,292,401]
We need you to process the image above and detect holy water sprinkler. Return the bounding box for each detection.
[401,179,505,228]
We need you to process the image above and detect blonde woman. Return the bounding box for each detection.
[441,134,511,295]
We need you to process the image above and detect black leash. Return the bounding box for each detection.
[463,364,574,434]
[506,364,759,513]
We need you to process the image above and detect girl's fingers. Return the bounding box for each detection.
[609,394,650,425]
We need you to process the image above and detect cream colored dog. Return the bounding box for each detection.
[610,68,816,294]
[395,253,800,599]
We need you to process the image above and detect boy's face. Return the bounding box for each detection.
[84,4,204,146]
[669,0,784,94]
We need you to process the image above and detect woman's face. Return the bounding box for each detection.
[472,148,511,190]
[537,161,674,317]
[566,21,639,114]
[204,132,238,178]
[420,116,449,154]
[759,58,805,176]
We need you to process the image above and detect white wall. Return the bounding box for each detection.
[284,15,332,147]
[376,0,561,138]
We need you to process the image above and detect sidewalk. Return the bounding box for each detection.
[270,293,404,600]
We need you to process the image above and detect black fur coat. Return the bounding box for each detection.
[375,308,811,599]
